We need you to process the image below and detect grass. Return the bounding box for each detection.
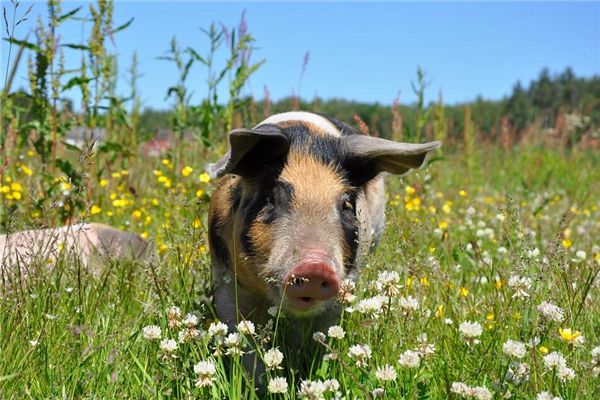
[1,145,598,399]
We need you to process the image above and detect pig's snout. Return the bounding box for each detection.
[285,259,340,310]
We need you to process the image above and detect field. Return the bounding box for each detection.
[1,2,599,398]
[1,145,599,399]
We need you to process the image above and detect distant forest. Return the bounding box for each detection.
[137,67,599,146]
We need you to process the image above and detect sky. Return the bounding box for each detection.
[1,1,599,110]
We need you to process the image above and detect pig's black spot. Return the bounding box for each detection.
[238,179,292,257]
[340,191,359,270]
[208,218,230,269]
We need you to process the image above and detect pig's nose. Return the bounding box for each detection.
[285,261,340,309]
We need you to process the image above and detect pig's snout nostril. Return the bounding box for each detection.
[285,261,340,310]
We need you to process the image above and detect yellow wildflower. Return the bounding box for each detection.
[459,287,469,297]
[132,210,143,220]
[562,239,572,249]
[11,182,23,192]
[111,171,122,179]
[405,185,416,195]
[199,172,211,184]
[420,276,430,287]
[27,150,35,157]
[161,159,171,166]
[140,232,149,239]
[21,165,33,176]
[459,190,467,197]
[182,166,193,177]
[495,279,503,289]
[193,218,202,229]
[151,198,159,206]
[439,221,448,230]
[539,346,548,354]
[91,205,102,215]
[11,191,22,200]
[158,244,169,254]
[559,328,581,344]
[100,178,108,187]
[196,189,205,198]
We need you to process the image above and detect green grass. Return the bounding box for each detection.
[1,146,599,399]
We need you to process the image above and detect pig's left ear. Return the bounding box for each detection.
[209,125,290,178]
[344,135,440,184]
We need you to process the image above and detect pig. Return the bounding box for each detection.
[0,223,152,281]
[207,111,439,363]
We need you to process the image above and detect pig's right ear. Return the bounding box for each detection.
[208,125,290,178]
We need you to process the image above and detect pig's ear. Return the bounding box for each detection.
[344,135,440,184]
[208,125,290,178]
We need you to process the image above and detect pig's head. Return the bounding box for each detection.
[210,112,439,317]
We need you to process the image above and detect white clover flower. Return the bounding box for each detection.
[142,325,161,340]
[327,325,345,339]
[208,321,228,339]
[557,365,575,382]
[575,250,587,260]
[338,279,356,304]
[375,364,397,381]
[372,388,385,397]
[236,320,255,336]
[348,344,372,367]
[29,340,39,347]
[167,306,182,328]
[536,392,562,400]
[263,348,284,370]
[502,339,527,359]
[356,295,388,316]
[268,377,288,394]
[591,345,600,376]
[444,318,454,325]
[376,270,401,296]
[323,378,340,392]
[543,351,567,370]
[526,247,540,259]
[468,386,493,400]
[178,327,200,343]
[506,361,530,384]
[183,313,199,327]
[298,379,326,399]
[224,333,243,356]
[159,338,178,353]
[508,275,532,299]
[398,349,421,368]
[537,301,565,323]
[398,295,420,312]
[459,321,483,339]
[312,331,326,343]
[167,306,181,319]
[193,360,217,388]
[451,382,470,396]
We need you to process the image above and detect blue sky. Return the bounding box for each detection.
[2,1,598,110]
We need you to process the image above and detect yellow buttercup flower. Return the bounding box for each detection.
[405,185,416,195]
[539,346,549,354]
[182,166,193,177]
[199,172,211,184]
[459,190,467,197]
[459,287,469,297]
[562,239,572,249]
[193,218,202,229]
[559,328,581,343]
[100,178,108,187]
[91,205,102,215]
[21,165,33,176]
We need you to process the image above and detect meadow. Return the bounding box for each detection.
[1,2,599,399]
